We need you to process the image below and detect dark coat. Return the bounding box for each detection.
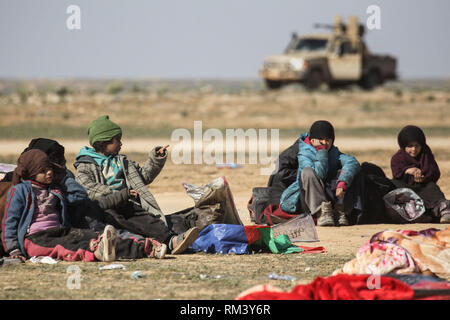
[267,139,300,204]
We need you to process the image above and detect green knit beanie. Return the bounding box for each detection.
[88,115,122,146]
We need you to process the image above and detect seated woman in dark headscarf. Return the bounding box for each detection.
[391,125,450,223]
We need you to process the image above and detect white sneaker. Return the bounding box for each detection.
[94,225,117,262]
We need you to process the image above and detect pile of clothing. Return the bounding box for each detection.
[383,188,426,223]
[333,227,450,280]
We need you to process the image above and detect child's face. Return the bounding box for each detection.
[320,138,333,151]
[311,138,333,151]
[34,167,54,185]
[405,141,422,158]
[104,135,122,156]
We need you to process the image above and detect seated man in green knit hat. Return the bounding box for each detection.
[74,115,200,255]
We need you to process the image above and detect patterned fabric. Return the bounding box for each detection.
[336,241,418,275]
[334,227,450,280]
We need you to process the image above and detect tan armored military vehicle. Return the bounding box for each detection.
[260,16,397,90]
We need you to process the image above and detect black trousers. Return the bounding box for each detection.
[102,203,196,245]
[25,226,148,261]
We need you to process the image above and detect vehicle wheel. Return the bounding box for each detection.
[328,83,343,91]
[265,79,283,90]
[305,70,322,90]
[361,70,380,90]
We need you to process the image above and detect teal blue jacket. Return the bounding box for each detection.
[280,133,361,213]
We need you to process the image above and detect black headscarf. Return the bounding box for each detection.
[23,138,66,167]
[1,138,66,182]
[397,125,426,149]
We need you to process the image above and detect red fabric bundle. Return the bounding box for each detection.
[262,204,298,225]
[237,274,415,300]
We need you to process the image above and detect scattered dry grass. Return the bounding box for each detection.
[0,253,354,300]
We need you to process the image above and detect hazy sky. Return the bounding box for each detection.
[1,0,449,79]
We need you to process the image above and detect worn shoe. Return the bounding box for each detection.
[335,204,350,226]
[94,225,117,262]
[171,227,200,254]
[145,238,167,259]
[317,201,335,226]
[440,212,450,224]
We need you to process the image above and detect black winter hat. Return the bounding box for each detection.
[397,125,426,149]
[309,120,335,141]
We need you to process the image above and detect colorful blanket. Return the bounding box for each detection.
[189,224,325,255]
[333,227,450,280]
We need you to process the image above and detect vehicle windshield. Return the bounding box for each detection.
[285,38,328,52]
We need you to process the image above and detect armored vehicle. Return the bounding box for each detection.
[260,16,397,90]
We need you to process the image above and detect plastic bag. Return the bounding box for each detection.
[30,256,58,264]
[190,224,249,254]
[189,224,304,255]
[98,264,127,270]
[0,163,16,180]
[271,213,319,242]
[183,176,242,225]
[383,188,426,223]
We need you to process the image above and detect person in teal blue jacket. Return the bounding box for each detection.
[280,120,361,226]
